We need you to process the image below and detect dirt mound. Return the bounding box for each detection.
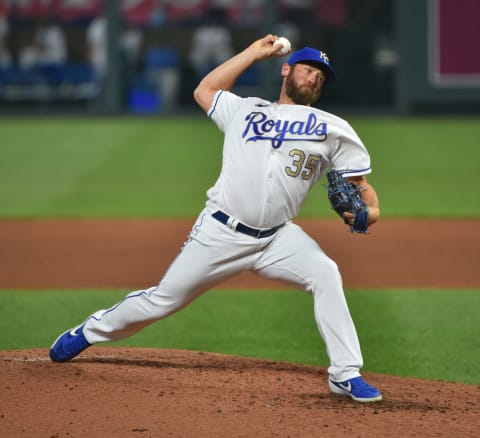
[1,348,478,437]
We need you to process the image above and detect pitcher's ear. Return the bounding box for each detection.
[281,63,292,77]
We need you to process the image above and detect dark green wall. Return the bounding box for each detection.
[395,0,480,113]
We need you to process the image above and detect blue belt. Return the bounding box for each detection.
[212,211,283,239]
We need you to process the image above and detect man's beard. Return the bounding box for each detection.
[285,71,321,106]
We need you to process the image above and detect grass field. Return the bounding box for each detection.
[0,116,479,385]
[0,116,479,218]
[1,289,479,384]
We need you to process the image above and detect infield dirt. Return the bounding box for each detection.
[0,218,479,437]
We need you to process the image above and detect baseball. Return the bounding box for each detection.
[273,36,291,56]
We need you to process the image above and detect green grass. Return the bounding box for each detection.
[0,116,479,218]
[0,117,222,217]
[349,117,480,217]
[1,289,479,385]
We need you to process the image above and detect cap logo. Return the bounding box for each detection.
[319,51,329,63]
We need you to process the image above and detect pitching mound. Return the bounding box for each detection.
[1,348,478,437]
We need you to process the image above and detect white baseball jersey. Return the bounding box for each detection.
[206,90,371,229]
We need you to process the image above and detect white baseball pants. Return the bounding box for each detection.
[83,208,363,381]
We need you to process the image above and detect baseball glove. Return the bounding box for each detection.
[326,170,369,233]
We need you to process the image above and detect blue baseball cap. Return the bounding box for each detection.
[288,47,336,84]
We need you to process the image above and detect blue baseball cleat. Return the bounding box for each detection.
[49,325,91,362]
[329,376,383,402]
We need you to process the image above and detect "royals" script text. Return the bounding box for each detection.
[242,112,327,148]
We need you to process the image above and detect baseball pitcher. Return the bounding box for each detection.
[50,35,382,402]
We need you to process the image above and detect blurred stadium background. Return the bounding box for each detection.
[0,0,478,116]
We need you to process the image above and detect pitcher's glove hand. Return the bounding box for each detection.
[326,170,369,233]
